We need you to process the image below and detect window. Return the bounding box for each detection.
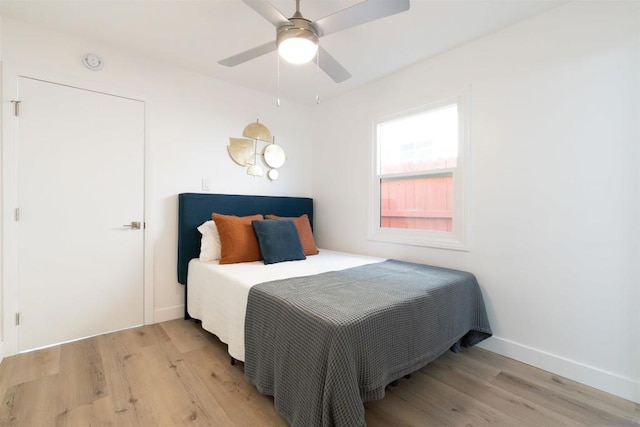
[370,95,469,250]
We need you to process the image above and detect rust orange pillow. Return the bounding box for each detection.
[212,213,263,264]
[265,214,319,256]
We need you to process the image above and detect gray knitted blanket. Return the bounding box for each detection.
[244,259,492,427]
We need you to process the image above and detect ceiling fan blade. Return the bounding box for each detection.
[314,0,410,37]
[218,40,277,67]
[314,47,351,83]
[241,0,290,27]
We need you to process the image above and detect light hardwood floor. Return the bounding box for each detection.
[1,319,638,426]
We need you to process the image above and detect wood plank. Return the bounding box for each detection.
[492,370,639,426]
[388,369,523,426]
[460,347,640,423]
[0,345,60,396]
[96,326,169,426]
[98,323,234,425]
[424,355,583,426]
[176,319,285,424]
[364,389,444,426]
[115,322,171,351]
[160,318,210,354]
[54,397,117,427]
[57,336,108,408]
[182,345,287,425]
[0,374,64,426]
[131,340,234,425]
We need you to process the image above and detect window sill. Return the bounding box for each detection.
[368,227,469,251]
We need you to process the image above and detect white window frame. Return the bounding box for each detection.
[368,92,470,251]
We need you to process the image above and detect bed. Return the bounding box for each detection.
[177,192,492,427]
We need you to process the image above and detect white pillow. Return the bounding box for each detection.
[197,220,221,262]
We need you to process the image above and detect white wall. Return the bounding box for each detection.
[0,13,4,364]
[0,17,314,354]
[313,1,640,403]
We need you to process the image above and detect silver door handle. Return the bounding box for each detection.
[123,221,141,230]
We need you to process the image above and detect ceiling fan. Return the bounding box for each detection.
[219,0,410,83]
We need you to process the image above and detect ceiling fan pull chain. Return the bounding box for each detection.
[277,54,281,107]
[315,48,320,104]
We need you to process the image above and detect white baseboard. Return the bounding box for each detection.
[0,341,3,364]
[153,305,185,323]
[478,336,640,404]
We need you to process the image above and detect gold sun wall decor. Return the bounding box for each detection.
[228,138,255,166]
[227,120,287,180]
[242,120,272,142]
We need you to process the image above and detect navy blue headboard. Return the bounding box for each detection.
[177,193,314,285]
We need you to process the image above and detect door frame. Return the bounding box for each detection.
[2,67,154,356]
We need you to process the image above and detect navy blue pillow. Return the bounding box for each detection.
[252,219,306,265]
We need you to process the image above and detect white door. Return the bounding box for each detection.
[16,77,145,352]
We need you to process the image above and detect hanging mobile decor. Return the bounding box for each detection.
[227,120,286,180]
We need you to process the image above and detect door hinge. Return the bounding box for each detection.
[11,100,21,117]
[15,208,20,221]
[15,312,20,326]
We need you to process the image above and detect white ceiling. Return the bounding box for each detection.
[1,0,566,105]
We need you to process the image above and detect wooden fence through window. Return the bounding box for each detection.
[380,175,453,231]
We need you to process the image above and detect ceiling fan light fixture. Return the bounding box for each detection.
[277,22,318,65]
[278,36,318,64]
[220,0,410,83]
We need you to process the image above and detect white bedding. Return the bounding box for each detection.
[187,249,385,361]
